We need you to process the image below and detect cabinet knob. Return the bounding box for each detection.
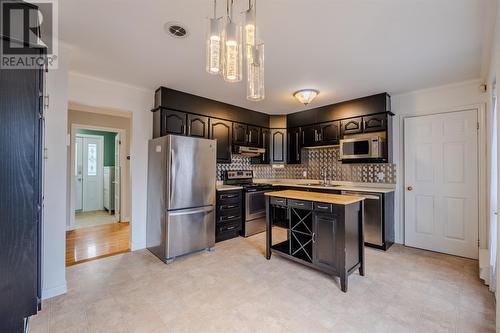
[407,186,413,191]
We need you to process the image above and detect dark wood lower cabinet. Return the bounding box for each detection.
[216,190,242,242]
[313,213,337,271]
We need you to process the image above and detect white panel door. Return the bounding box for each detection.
[114,134,121,222]
[82,136,104,211]
[75,137,83,211]
[404,110,478,259]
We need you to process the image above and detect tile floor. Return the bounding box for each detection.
[30,232,495,333]
[74,210,118,229]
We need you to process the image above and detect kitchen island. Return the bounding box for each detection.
[265,190,365,292]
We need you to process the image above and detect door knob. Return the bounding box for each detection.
[407,186,413,191]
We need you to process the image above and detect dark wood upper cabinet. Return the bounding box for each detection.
[363,114,387,133]
[287,92,391,128]
[252,128,271,164]
[302,122,340,147]
[271,129,286,164]
[302,125,318,147]
[232,123,261,147]
[209,119,232,163]
[232,123,248,146]
[187,114,209,138]
[162,109,187,136]
[340,117,363,136]
[318,121,340,145]
[287,127,301,164]
[247,125,261,147]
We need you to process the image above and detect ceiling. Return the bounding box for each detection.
[59,0,495,114]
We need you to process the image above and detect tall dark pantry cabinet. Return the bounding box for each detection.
[0,3,45,331]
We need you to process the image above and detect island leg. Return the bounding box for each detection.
[266,197,271,260]
[340,271,348,292]
[358,201,365,276]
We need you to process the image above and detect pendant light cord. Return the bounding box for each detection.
[254,0,257,46]
[230,0,234,22]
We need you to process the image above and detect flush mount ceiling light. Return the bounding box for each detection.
[293,89,319,105]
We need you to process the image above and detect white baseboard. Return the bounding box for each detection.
[479,248,490,285]
[131,241,146,251]
[42,283,67,300]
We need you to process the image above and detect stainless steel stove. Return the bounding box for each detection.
[225,170,275,236]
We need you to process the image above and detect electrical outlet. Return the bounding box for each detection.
[303,170,308,178]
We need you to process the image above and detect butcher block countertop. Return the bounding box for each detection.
[265,190,365,205]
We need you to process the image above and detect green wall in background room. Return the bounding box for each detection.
[77,129,117,166]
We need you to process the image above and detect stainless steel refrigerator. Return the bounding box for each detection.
[146,135,216,263]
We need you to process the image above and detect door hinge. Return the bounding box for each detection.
[44,95,50,110]
[477,122,480,130]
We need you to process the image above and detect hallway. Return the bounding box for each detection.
[66,222,130,266]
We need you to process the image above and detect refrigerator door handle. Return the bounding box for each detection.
[170,148,175,206]
[169,206,214,216]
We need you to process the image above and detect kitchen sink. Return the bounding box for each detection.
[301,183,340,187]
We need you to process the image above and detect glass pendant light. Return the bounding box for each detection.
[244,0,256,55]
[222,0,242,82]
[206,0,221,74]
[245,0,264,101]
[247,43,264,101]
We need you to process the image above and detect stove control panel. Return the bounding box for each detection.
[226,170,253,180]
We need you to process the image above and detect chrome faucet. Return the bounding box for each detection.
[321,170,329,186]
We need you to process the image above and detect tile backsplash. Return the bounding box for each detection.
[216,147,396,184]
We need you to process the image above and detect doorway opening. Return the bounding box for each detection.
[74,130,119,228]
[67,111,131,266]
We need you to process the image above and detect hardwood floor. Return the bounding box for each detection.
[66,222,130,266]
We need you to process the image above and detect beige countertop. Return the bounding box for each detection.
[216,184,243,191]
[265,190,365,205]
[255,180,395,194]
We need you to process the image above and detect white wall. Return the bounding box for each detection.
[68,72,153,251]
[42,57,152,299]
[42,46,70,299]
[391,79,488,245]
[485,2,500,328]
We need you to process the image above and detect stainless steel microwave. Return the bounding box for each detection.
[339,136,385,160]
